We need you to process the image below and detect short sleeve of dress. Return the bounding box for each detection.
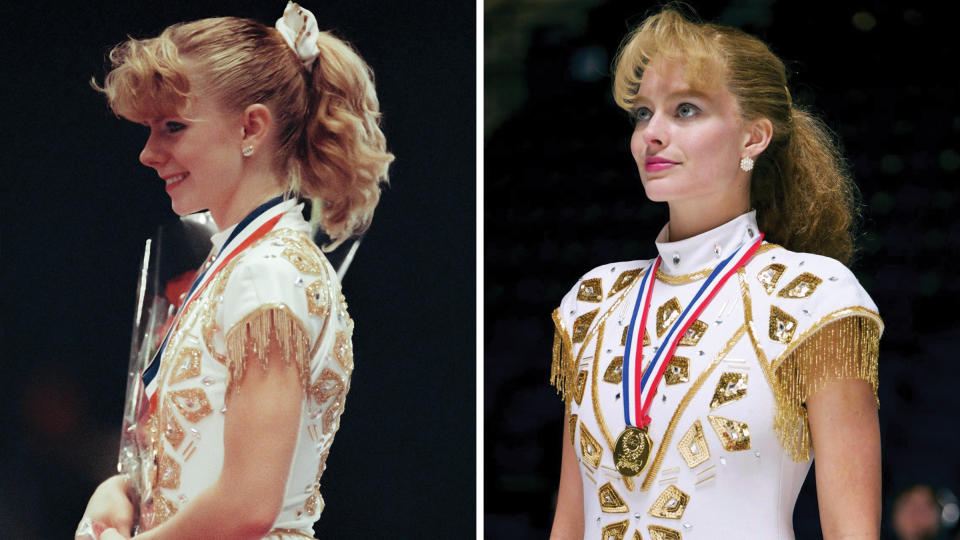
[757,254,883,461]
[218,234,332,396]
[550,261,649,407]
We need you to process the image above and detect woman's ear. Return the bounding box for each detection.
[240,103,273,150]
[743,117,773,159]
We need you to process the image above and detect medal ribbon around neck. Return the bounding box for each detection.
[622,233,764,429]
[141,197,289,409]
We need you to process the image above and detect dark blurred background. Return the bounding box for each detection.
[1,1,474,538]
[484,0,959,538]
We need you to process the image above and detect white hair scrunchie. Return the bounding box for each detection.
[276,1,320,69]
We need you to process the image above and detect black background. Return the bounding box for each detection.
[1,1,475,538]
[484,0,960,538]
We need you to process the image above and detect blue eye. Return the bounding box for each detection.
[166,121,186,133]
[633,107,652,123]
[676,103,700,118]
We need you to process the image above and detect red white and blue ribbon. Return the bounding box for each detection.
[621,234,764,428]
[142,197,291,408]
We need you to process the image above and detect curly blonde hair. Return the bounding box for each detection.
[613,8,859,264]
[96,15,393,249]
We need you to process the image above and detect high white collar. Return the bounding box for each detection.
[209,198,299,253]
[655,210,760,276]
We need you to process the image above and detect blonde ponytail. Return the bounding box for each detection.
[295,32,393,250]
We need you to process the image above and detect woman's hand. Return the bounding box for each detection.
[77,475,134,539]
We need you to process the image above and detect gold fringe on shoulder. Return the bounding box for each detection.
[225,303,313,395]
[551,308,576,405]
[772,314,881,461]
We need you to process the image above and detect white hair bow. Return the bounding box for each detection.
[276,1,321,69]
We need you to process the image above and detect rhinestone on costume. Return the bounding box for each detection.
[664,356,689,385]
[609,269,642,298]
[678,320,708,346]
[656,298,682,338]
[757,263,786,295]
[713,243,722,257]
[708,415,751,451]
[578,278,604,302]
[574,370,588,405]
[572,309,600,343]
[603,357,624,384]
[648,484,689,519]
[601,519,630,540]
[598,482,629,513]
[647,525,682,540]
[710,372,748,409]
[579,423,603,469]
[672,253,680,265]
[677,419,710,468]
[768,306,798,344]
[776,272,823,298]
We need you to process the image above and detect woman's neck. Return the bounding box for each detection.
[210,171,285,230]
[666,197,750,241]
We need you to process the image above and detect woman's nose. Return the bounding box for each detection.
[641,114,668,148]
[139,133,165,168]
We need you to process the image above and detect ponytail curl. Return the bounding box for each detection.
[294,32,394,250]
[753,107,858,264]
[613,8,860,264]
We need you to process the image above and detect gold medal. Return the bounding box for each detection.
[614,426,652,477]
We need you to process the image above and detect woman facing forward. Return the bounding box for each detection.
[550,8,881,540]
[78,3,392,539]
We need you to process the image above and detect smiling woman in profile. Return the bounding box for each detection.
[77,3,392,539]
[549,8,882,540]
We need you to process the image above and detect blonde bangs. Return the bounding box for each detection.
[613,10,726,111]
[96,30,192,122]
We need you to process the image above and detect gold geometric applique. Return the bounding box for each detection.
[305,279,330,319]
[157,452,181,490]
[678,320,708,346]
[708,415,751,451]
[572,309,599,343]
[710,372,748,409]
[677,419,710,468]
[569,414,578,446]
[609,269,642,298]
[656,298,682,338]
[633,531,644,540]
[321,401,343,433]
[169,388,213,424]
[598,482,629,513]
[310,369,345,406]
[201,314,227,366]
[648,484,689,519]
[304,491,324,516]
[603,357,624,384]
[333,330,353,372]
[601,519,630,540]
[151,489,179,527]
[161,400,185,450]
[757,263,786,295]
[621,326,628,346]
[168,347,201,385]
[777,272,823,299]
[573,370,588,405]
[664,356,689,385]
[578,278,603,302]
[281,247,323,274]
[647,525,682,540]
[579,422,603,469]
[769,305,798,343]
